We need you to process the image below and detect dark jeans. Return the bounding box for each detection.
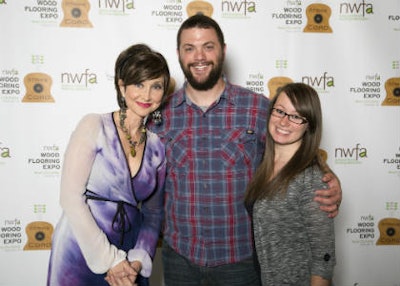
[162,241,261,286]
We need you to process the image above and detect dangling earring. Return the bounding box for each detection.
[151,110,162,125]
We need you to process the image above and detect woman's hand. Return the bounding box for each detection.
[129,260,142,276]
[105,260,140,286]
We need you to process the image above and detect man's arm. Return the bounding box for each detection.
[314,172,342,218]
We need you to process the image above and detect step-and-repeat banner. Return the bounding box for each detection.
[1,1,399,285]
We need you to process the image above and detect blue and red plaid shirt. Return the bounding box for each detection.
[151,80,269,267]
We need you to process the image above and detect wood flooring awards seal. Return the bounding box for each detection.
[381,77,400,106]
[319,149,328,163]
[267,76,293,99]
[22,72,54,103]
[60,0,93,28]
[186,0,213,17]
[303,3,332,33]
[376,218,400,245]
[23,221,53,250]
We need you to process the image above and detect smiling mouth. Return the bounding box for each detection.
[190,62,211,72]
[137,102,152,108]
[276,127,290,135]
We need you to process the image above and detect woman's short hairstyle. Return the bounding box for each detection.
[114,44,170,109]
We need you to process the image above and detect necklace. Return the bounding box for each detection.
[119,109,146,157]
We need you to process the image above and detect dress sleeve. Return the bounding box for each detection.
[299,167,336,280]
[60,114,127,274]
[128,141,166,277]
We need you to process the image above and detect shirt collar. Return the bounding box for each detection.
[172,76,235,108]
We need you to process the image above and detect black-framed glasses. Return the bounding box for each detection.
[271,108,308,125]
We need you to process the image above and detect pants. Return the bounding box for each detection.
[162,242,261,286]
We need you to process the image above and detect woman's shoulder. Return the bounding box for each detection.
[304,164,325,177]
[145,130,166,166]
[78,112,113,126]
[72,113,112,136]
[146,129,165,148]
[297,165,327,191]
[78,112,103,124]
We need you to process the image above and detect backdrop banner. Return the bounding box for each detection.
[0,1,399,285]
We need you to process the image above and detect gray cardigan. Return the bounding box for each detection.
[253,166,336,285]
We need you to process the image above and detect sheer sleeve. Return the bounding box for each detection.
[59,114,127,274]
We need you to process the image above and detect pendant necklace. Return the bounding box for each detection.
[119,109,146,157]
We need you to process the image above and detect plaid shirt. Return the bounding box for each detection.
[151,80,269,266]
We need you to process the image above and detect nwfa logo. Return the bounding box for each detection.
[0,141,11,159]
[339,0,373,17]
[221,0,256,16]
[61,69,97,89]
[302,72,334,91]
[335,143,368,164]
[98,0,135,13]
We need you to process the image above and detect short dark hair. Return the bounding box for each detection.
[177,14,225,50]
[114,44,170,108]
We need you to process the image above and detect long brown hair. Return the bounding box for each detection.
[245,83,324,209]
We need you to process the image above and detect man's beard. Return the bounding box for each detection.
[180,55,224,91]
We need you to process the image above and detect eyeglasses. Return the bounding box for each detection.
[271,108,308,125]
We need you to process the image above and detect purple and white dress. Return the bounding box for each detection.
[47,113,166,286]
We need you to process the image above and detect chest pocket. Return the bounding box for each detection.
[220,128,257,169]
[161,127,258,171]
[161,128,193,170]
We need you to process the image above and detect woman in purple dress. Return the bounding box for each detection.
[47,44,170,286]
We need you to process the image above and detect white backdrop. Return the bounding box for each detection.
[1,0,399,285]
